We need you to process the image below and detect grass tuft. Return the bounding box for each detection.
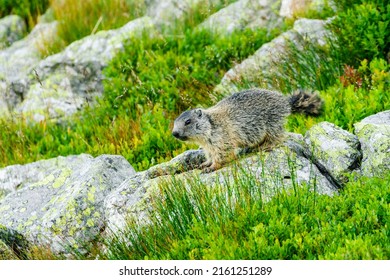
[98,166,390,260]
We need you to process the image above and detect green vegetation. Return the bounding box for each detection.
[0,0,49,29]
[330,0,390,66]
[101,170,389,260]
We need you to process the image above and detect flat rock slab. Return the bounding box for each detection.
[0,154,135,254]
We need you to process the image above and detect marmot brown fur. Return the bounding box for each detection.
[172,88,323,172]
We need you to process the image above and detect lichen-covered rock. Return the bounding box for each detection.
[0,154,135,254]
[198,0,282,34]
[354,111,390,177]
[103,150,205,231]
[0,21,57,83]
[304,122,361,184]
[104,172,158,231]
[215,18,332,94]
[0,15,26,49]
[146,149,206,177]
[104,136,337,234]
[0,154,94,198]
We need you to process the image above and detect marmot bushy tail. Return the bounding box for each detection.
[289,89,323,115]
[172,88,323,172]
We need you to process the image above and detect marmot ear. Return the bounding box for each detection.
[195,109,202,117]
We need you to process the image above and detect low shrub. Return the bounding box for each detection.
[329,0,390,67]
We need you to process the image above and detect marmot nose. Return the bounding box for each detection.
[172,131,180,138]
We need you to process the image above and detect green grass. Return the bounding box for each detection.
[99,168,390,260]
[286,57,390,134]
[0,0,49,30]
[40,0,147,56]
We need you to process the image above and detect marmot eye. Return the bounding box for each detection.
[185,119,191,125]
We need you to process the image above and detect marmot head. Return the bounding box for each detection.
[172,109,210,142]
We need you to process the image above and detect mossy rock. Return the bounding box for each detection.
[354,111,390,177]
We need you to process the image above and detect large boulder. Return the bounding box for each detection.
[0,154,135,254]
[354,111,390,177]
[304,122,361,185]
[14,17,154,122]
[0,15,26,49]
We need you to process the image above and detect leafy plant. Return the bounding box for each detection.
[329,0,390,66]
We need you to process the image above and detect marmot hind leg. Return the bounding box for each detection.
[199,159,212,169]
[255,131,286,152]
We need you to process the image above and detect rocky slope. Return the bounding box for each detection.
[0,0,389,258]
[1,110,389,257]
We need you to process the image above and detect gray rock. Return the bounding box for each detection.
[0,154,135,254]
[0,15,26,49]
[304,122,361,184]
[0,81,9,118]
[354,110,390,177]
[104,137,337,233]
[215,18,332,94]
[198,0,283,34]
[0,21,57,83]
[147,0,227,28]
[104,149,205,231]
[0,154,94,198]
[0,21,58,118]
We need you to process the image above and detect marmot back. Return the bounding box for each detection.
[172,88,322,172]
